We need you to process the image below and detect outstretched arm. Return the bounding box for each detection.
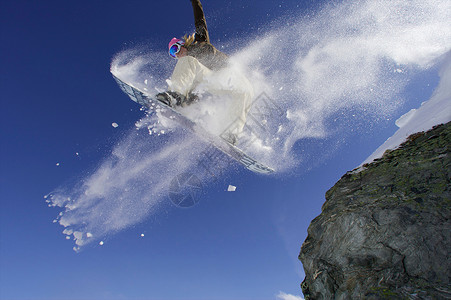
[191,0,210,43]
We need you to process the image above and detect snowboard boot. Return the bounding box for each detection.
[156,91,200,108]
[155,91,185,107]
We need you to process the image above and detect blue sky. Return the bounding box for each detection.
[1,1,449,300]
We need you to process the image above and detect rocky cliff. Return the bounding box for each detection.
[299,122,450,299]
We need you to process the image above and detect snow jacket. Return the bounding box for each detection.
[186,0,228,71]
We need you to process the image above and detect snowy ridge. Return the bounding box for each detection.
[363,52,451,165]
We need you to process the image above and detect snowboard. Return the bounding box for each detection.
[111,73,274,174]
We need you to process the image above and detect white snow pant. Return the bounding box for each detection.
[168,56,253,136]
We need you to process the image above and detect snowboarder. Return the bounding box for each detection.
[156,0,253,145]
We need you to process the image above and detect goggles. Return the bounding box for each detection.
[169,41,185,58]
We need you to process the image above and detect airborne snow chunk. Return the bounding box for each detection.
[227,185,237,192]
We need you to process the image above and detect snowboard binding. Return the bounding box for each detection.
[156,91,199,107]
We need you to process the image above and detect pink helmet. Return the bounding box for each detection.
[168,38,184,50]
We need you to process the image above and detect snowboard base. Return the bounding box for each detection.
[112,73,274,174]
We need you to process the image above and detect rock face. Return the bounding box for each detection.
[299,122,450,299]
